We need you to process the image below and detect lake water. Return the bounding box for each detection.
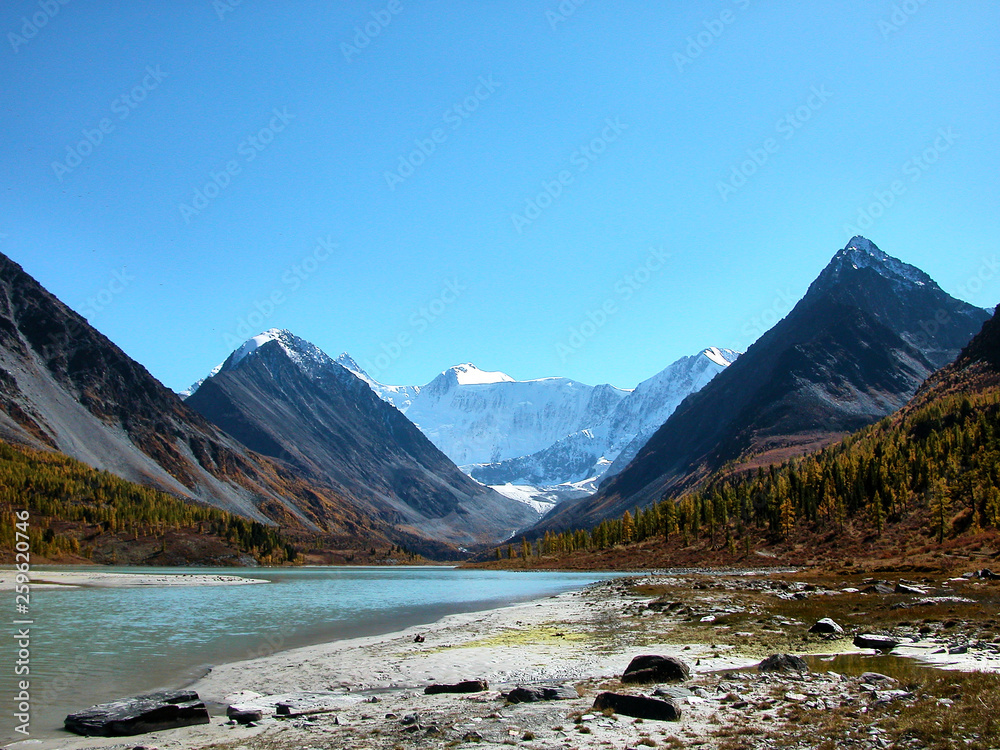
[2,566,616,743]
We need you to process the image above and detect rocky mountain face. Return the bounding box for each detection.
[0,252,377,535]
[184,330,538,546]
[533,237,991,534]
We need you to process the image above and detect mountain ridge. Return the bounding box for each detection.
[184,329,539,546]
[531,236,990,535]
[0,251,390,537]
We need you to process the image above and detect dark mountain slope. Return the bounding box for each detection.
[0,251,433,549]
[534,237,989,534]
[185,330,538,546]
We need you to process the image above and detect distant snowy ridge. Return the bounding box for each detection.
[401,364,629,466]
[338,348,739,489]
[467,347,740,486]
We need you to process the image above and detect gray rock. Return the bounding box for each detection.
[860,672,895,684]
[424,680,488,695]
[592,692,682,721]
[853,634,899,652]
[861,583,895,595]
[226,707,263,725]
[808,618,844,634]
[505,684,577,703]
[758,654,809,672]
[621,655,691,683]
[65,690,210,737]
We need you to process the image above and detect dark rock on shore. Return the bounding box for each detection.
[808,618,843,634]
[758,654,809,672]
[854,634,899,652]
[505,685,577,703]
[621,655,691,683]
[226,706,263,724]
[424,680,488,695]
[593,692,682,721]
[860,672,895,684]
[65,690,210,737]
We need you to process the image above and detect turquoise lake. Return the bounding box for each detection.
[2,566,617,743]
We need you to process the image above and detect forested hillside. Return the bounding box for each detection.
[0,440,294,564]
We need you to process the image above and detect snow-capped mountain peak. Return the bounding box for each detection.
[219,328,332,377]
[831,236,933,289]
[448,363,515,385]
[180,329,340,399]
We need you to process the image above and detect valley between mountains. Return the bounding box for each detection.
[0,236,997,569]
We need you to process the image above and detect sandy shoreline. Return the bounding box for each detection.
[0,569,268,590]
[8,571,999,750]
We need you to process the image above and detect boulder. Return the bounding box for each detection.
[808,618,844,635]
[505,684,577,703]
[853,634,899,652]
[65,690,210,737]
[757,654,809,673]
[592,692,682,721]
[621,655,691,684]
[424,680,488,695]
[860,672,895,684]
[861,583,895,595]
[226,707,263,724]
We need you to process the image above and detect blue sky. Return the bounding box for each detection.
[2,1,998,392]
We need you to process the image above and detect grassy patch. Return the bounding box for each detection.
[414,623,588,655]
